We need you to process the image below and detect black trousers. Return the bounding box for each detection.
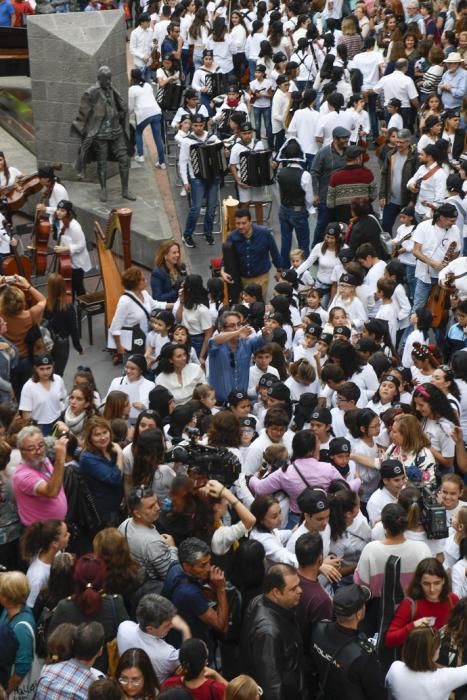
[72,268,86,299]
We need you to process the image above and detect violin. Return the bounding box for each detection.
[358,126,370,163]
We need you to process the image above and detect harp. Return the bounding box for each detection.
[94,207,132,328]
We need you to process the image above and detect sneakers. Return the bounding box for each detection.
[205,235,215,245]
[180,189,187,197]
[183,235,196,248]
[155,162,167,170]
[135,155,144,163]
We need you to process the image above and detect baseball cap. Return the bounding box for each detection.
[258,373,279,389]
[305,323,322,337]
[338,248,355,264]
[333,326,351,339]
[33,354,53,366]
[388,97,402,108]
[297,487,329,515]
[339,272,359,286]
[333,584,371,616]
[267,383,291,402]
[310,407,332,424]
[329,437,351,456]
[380,459,405,479]
[191,114,206,124]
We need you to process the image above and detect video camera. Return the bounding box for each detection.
[165,428,241,488]
[419,484,448,540]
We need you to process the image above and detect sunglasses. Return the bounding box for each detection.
[132,486,153,500]
[229,351,236,369]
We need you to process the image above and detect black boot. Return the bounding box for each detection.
[120,164,136,201]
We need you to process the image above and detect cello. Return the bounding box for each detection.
[32,164,62,276]
[53,216,73,302]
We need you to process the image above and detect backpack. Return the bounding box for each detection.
[62,463,101,532]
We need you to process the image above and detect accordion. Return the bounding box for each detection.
[190,141,227,179]
[156,83,183,111]
[205,72,228,97]
[239,149,274,187]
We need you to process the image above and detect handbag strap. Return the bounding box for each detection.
[368,213,384,233]
[292,462,311,489]
[15,620,36,657]
[123,292,150,321]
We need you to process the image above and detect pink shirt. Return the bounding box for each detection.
[12,460,67,526]
[249,457,342,513]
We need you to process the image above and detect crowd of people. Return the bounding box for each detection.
[2,0,467,697]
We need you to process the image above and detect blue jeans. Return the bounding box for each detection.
[412,277,437,312]
[253,106,273,148]
[313,201,329,245]
[135,114,165,164]
[405,264,416,303]
[279,205,310,267]
[248,59,257,81]
[382,202,401,236]
[184,177,220,237]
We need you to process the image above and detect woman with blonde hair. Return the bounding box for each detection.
[225,674,262,700]
[337,17,363,60]
[0,571,36,696]
[0,275,46,397]
[351,413,436,484]
[44,272,82,376]
[151,240,185,303]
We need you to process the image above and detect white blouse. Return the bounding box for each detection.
[156,363,206,405]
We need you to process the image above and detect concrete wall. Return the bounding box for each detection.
[27,11,127,182]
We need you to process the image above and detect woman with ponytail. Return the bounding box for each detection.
[327,481,370,579]
[162,639,227,697]
[20,519,70,608]
[48,553,128,673]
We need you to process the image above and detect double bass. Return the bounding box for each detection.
[32,164,63,276]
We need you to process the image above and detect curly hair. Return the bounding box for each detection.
[207,411,241,448]
[412,382,459,425]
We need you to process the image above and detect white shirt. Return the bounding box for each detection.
[0,166,23,188]
[315,110,358,146]
[205,34,236,73]
[26,558,51,607]
[287,107,321,155]
[296,243,339,286]
[45,182,69,223]
[129,25,154,68]
[156,363,206,405]
[386,661,467,700]
[366,486,397,527]
[249,78,273,109]
[407,164,448,218]
[110,290,166,336]
[128,83,161,124]
[248,363,280,398]
[59,219,92,272]
[19,375,67,424]
[272,89,291,134]
[287,522,331,557]
[181,304,212,335]
[0,213,11,255]
[106,375,154,421]
[117,621,179,682]
[230,24,247,52]
[451,557,467,598]
[245,32,267,60]
[373,70,419,107]
[243,429,295,475]
[153,19,170,49]
[348,51,385,90]
[376,303,398,347]
[412,219,461,282]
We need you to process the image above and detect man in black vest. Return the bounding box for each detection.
[277,138,314,267]
[310,584,387,700]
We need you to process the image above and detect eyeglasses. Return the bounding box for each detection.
[76,365,91,372]
[229,351,236,369]
[22,443,46,452]
[118,678,143,687]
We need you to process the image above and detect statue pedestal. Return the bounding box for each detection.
[27,10,127,182]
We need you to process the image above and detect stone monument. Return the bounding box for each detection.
[27,11,127,182]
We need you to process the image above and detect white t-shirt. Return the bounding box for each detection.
[26,558,51,607]
[117,621,179,682]
[181,304,212,335]
[412,220,461,282]
[348,51,385,90]
[19,376,67,424]
[106,375,155,422]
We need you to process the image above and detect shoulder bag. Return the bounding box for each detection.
[121,292,151,354]
[11,620,44,700]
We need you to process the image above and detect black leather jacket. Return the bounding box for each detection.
[241,595,304,700]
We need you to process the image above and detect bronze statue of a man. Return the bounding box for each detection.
[72,66,136,202]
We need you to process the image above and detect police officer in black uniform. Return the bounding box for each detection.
[310,584,387,700]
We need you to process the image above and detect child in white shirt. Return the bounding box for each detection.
[375,278,399,348]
